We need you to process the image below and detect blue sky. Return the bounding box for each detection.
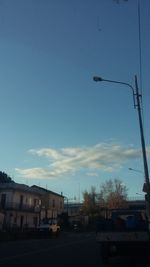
[0,0,150,200]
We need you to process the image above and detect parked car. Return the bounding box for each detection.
[37,218,60,235]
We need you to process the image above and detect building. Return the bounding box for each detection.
[127,198,146,211]
[31,185,64,222]
[64,198,146,227]
[0,183,41,229]
[0,183,64,230]
[64,202,82,220]
[64,202,89,227]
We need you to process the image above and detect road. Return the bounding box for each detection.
[0,232,101,267]
[0,232,149,267]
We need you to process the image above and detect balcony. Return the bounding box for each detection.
[0,202,41,213]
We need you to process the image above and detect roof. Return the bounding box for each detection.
[0,183,42,196]
[31,185,64,198]
[0,183,64,198]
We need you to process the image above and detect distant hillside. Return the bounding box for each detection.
[0,171,15,183]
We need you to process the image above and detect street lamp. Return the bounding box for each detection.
[93,76,136,107]
[93,75,150,228]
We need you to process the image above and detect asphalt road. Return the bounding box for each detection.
[0,232,150,267]
[0,232,101,267]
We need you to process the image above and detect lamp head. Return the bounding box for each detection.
[93,76,103,82]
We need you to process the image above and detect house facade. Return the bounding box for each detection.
[31,185,64,222]
[0,183,41,229]
[0,183,64,230]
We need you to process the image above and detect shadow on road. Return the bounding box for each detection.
[105,250,150,267]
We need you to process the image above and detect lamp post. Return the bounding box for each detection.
[93,75,150,228]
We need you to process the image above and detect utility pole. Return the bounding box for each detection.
[134,75,150,226]
[93,74,150,228]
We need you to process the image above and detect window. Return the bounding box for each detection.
[34,199,37,206]
[52,199,55,208]
[29,198,32,205]
[19,195,24,209]
[1,194,6,209]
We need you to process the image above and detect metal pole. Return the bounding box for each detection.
[134,75,150,226]
[93,75,150,224]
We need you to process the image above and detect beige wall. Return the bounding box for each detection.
[0,189,41,229]
[0,190,41,208]
[40,193,64,220]
[0,187,64,229]
[4,211,39,228]
[12,191,41,207]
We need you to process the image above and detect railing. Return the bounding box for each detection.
[0,202,40,212]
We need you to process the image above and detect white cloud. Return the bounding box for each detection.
[86,172,99,177]
[15,143,150,180]
[15,168,52,179]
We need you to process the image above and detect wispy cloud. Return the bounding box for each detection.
[86,172,99,177]
[15,143,150,180]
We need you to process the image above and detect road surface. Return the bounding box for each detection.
[0,232,149,267]
[0,232,101,267]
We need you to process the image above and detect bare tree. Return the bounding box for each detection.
[100,179,128,209]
